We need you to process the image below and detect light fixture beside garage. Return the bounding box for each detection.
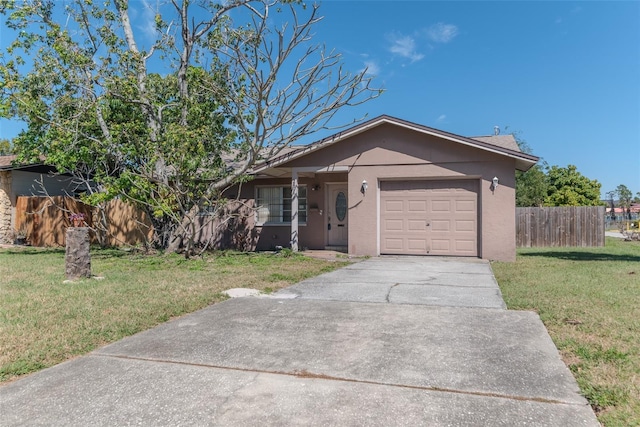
[491,176,499,191]
[360,180,368,195]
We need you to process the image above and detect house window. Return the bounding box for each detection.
[256,186,307,225]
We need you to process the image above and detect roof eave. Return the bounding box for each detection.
[252,115,541,174]
[515,157,539,172]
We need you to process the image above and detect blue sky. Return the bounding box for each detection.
[1,1,639,197]
[310,1,640,197]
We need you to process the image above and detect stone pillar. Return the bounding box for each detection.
[65,227,91,279]
[0,171,12,244]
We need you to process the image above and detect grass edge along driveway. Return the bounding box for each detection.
[492,238,640,427]
[0,248,348,384]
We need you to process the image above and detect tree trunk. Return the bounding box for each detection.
[65,227,91,279]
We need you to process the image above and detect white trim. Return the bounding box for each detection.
[376,178,380,255]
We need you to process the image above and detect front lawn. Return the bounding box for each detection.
[0,248,347,383]
[492,238,640,427]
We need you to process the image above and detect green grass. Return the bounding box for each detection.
[0,248,347,383]
[492,238,640,426]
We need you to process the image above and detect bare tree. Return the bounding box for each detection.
[2,0,382,256]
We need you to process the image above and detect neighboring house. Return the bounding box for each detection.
[606,205,640,220]
[229,115,538,262]
[0,155,79,244]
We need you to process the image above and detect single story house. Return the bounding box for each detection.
[2,115,539,261]
[232,115,538,262]
[0,155,79,244]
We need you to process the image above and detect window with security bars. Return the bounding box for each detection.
[256,186,307,225]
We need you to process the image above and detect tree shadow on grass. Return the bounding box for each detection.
[1,247,65,256]
[1,247,129,259]
[520,251,640,262]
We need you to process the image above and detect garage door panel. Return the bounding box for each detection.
[384,238,404,250]
[455,201,476,213]
[431,200,451,212]
[384,219,404,231]
[385,200,404,212]
[408,220,427,231]
[455,240,477,252]
[431,239,451,251]
[380,180,477,256]
[431,220,450,232]
[408,239,428,251]
[455,220,475,232]
[408,200,427,212]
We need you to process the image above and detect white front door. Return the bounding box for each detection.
[327,184,348,247]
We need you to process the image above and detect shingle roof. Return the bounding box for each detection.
[256,115,539,172]
[0,155,18,169]
[471,135,521,152]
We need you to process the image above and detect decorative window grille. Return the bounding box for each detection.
[256,186,307,225]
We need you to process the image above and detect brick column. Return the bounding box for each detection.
[0,171,12,244]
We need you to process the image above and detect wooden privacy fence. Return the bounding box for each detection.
[516,206,605,248]
[16,196,153,247]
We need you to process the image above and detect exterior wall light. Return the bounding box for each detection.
[361,180,368,195]
[491,176,499,191]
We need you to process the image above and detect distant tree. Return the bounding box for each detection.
[511,131,547,207]
[544,165,602,206]
[635,192,640,204]
[516,165,547,207]
[0,138,11,155]
[605,190,617,220]
[615,184,633,219]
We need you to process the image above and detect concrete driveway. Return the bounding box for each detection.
[275,256,506,308]
[0,256,599,426]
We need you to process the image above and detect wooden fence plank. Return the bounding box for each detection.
[516,206,605,248]
[16,196,152,247]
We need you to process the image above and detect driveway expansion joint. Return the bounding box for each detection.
[93,353,585,408]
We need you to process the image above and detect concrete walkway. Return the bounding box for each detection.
[0,257,599,426]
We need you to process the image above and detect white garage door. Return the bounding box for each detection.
[380,180,478,256]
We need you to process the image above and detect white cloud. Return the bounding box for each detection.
[427,23,459,44]
[362,60,380,76]
[387,33,425,63]
[436,114,447,124]
[137,0,158,40]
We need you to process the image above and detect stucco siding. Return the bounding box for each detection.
[284,124,500,170]
[246,120,526,262]
[343,158,516,261]
[242,173,348,251]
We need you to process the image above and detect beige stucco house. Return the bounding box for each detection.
[234,115,538,262]
[1,115,539,260]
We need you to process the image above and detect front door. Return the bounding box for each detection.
[327,184,348,247]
